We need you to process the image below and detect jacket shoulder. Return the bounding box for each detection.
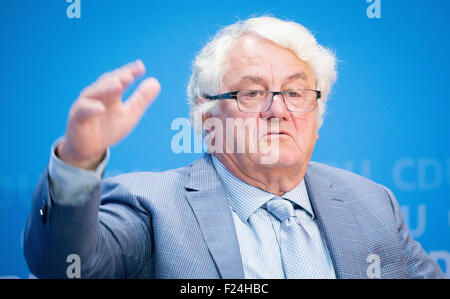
[308,161,383,189]
[307,161,393,209]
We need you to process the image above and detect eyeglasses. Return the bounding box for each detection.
[204,89,321,113]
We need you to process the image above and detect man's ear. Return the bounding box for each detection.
[194,97,205,106]
[194,97,215,135]
[195,97,210,123]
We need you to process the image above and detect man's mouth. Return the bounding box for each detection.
[265,130,291,137]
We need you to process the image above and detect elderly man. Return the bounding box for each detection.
[24,16,444,279]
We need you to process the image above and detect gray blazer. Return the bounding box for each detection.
[24,154,444,278]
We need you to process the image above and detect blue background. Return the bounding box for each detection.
[0,0,449,278]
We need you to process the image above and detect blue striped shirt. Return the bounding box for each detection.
[211,155,336,279]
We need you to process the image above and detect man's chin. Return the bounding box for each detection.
[251,148,301,168]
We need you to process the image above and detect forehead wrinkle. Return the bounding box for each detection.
[224,36,314,91]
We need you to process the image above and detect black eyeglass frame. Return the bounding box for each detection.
[204,89,322,113]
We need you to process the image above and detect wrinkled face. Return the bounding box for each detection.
[207,34,319,171]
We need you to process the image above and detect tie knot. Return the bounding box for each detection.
[265,197,295,222]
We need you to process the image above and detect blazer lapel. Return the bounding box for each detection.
[304,164,369,279]
[184,154,245,279]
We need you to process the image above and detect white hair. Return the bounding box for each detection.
[187,16,337,135]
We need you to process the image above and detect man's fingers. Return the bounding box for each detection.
[124,77,161,119]
[126,59,146,77]
[73,99,106,123]
[110,60,146,86]
[81,76,123,101]
[103,60,146,86]
[82,60,147,100]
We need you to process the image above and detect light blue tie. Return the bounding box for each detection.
[265,197,334,279]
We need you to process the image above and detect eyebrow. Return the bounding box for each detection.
[235,76,267,86]
[285,72,308,83]
[233,72,309,89]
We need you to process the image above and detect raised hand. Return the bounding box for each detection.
[57,60,161,170]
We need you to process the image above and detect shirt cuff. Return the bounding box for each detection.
[48,136,110,207]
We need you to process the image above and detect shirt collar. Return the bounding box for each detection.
[211,155,315,223]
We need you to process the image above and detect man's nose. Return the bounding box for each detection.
[261,94,290,119]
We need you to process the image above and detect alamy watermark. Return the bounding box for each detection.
[171,111,281,165]
[367,0,381,19]
[66,253,81,278]
[66,0,81,19]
